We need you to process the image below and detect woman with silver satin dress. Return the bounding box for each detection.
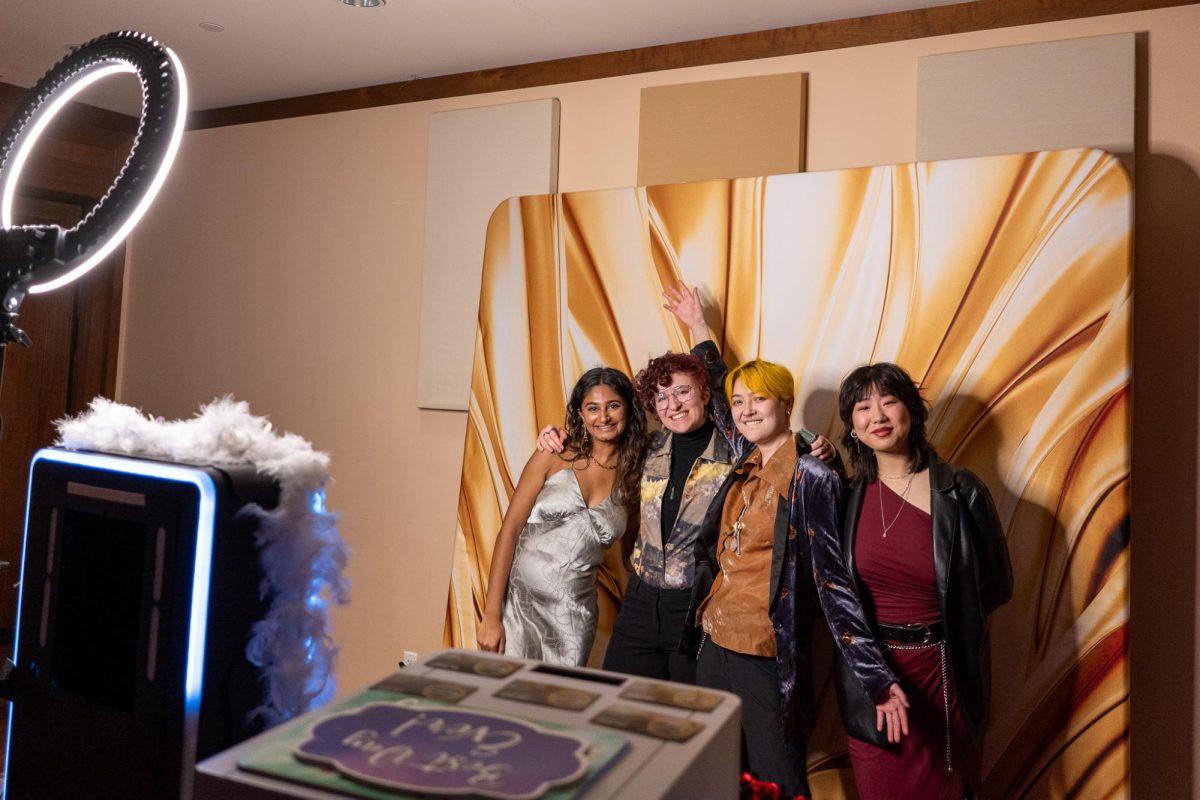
[477,367,647,666]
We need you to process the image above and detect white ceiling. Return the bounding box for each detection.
[0,0,968,114]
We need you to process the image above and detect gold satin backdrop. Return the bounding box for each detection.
[444,148,1131,799]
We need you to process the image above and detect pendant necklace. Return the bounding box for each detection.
[879,472,915,538]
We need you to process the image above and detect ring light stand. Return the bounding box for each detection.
[0,31,187,434]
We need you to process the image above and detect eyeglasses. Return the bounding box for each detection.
[654,384,696,407]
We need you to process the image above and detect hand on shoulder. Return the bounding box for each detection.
[536,424,567,453]
[809,433,835,463]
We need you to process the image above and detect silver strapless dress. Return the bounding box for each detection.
[502,467,627,666]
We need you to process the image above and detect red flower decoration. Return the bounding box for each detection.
[739,771,807,800]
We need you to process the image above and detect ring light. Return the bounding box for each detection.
[0,30,187,347]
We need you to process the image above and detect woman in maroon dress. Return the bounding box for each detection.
[831,363,1012,800]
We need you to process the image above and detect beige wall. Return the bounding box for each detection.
[122,5,1200,795]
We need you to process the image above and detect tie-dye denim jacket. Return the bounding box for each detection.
[628,421,736,590]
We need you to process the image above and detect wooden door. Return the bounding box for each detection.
[0,199,126,633]
[0,83,133,636]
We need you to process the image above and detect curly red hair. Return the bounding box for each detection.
[633,352,708,412]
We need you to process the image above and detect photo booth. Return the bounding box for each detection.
[3,449,278,799]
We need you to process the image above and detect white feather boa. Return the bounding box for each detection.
[55,396,350,726]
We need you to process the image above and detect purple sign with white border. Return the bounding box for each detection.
[294,699,590,799]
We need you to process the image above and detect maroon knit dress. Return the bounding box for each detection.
[847,481,978,800]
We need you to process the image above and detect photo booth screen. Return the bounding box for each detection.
[444,148,1132,798]
[50,508,148,710]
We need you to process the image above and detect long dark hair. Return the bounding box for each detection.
[837,362,935,484]
[563,366,648,507]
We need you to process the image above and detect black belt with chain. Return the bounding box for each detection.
[875,618,954,774]
[874,619,945,645]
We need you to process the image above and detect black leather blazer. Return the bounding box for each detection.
[832,454,1013,745]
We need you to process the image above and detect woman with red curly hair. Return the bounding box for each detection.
[603,335,735,684]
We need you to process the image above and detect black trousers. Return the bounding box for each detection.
[602,573,697,684]
[697,638,810,798]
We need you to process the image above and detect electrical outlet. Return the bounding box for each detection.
[402,650,418,666]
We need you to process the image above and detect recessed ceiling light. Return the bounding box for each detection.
[199,22,225,33]
[339,0,386,7]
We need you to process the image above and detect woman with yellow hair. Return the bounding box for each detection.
[685,354,908,797]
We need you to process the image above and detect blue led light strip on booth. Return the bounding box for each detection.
[8,448,217,799]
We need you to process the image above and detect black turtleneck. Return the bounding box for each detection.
[660,420,715,542]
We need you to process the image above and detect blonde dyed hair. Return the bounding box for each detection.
[724,359,795,407]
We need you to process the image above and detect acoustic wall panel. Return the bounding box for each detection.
[917,33,1134,163]
[417,99,560,410]
[638,73,806,186]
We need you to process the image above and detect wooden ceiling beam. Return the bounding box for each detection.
[55,0,1200,130]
